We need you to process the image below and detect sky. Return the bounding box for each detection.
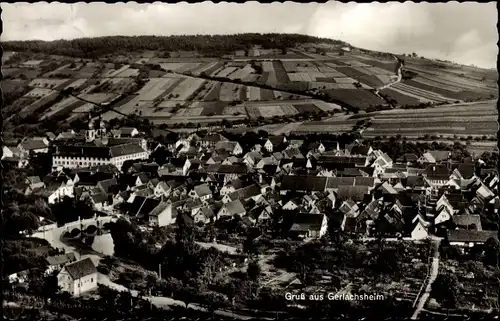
[1,1,497,69]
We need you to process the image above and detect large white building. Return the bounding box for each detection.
[57,258,98,297]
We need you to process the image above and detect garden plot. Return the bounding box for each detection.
[104,65,131,77]
[79,93,118,104]
[71,103,95,114]
[219,83,242,101]
[222,106,247,115]
[260,88,275,101]
[384,86,431,103]
[243,74,259,82]
[198,102,227,116]
[323,71,347,78]
[228,64,254,80]
[280,104,299,115]
[167,78,205,101]
[159,63,188,72]
[288,73,302,82]
[65,78,88,90]
[114,68,139,78]
[158,100,181,108]
[215,67,238,78]
[29,78,69,89]
[43,64,71,77]
[297,73,313,82]
[375,75,395,84]
[175,63,201,73]
[266,72,278,84]
[41,96,83,120]
[203,82,222,101]
[410,77,462,92]
[248,86,261,101]
[262,61,275,72]
[257,105,286,117]
[246,106,261,118]
[392,83,451,102]
[24,88,56,98]
[137,78,181,101]
[313,100,342,111]
[191,62,217,76]
[333,77,357,84]
[379,88,424,106]
[191,80,215,100]
[282,61,298,72]
[171,107,204,117]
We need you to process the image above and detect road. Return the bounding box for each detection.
[411,237,442,320]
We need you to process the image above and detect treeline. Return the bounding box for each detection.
[3,34,346,59]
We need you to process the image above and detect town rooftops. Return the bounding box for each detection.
[64,258,97,280]
[205,164,247,174]
[224,200,246,215]
[447,230,497,244]
[20,138,47,151]
[228,184,261,201]
[281,175,328,192]
[194,184,212,197]
[110,143,145,158]
[396,153,419,163]
[452,215,482,230]
[290,213,325,232]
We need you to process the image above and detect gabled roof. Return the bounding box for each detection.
[452,215,482,230]
[455,163,475,180]
[396,153,418,163]
[202,133,228,142]
[26,176,43,186]
[97,178,118,194]
[336,186,369,201]
[427,150,451,162]
[205,164,247,174]
[20,138,47,151]
[228,184,261,201]
[290,213,325,232]
[194,184,212,197]
[348,145,371,156]
[149,201,173,217]
[424,164,450,178]
[63,258,97,280]
[266,136,285,146]
[91,192,108,204]
[281,175,327,192]
[109,143,145,158]
[447,230,497,243]
[223,200,246,215]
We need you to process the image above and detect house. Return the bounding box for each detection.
[411,217,430,240]
[20,60,44,68]
[452,214,482,230]
[200,133,229,147]
[248,205,273,223]
[450,163,475,181]
[423,165,450,188]
[419,151,451,164]
[264,136,287,152]
[224,184,262,203]
[396,153,418,164]
[243,152,263,167]
[57,258,98,297]
[346,145,373,157]
[446,230,498,247]
[148,201,177,227]
[289,213,328,239]
[47,180,75,204]
[45,252,78,275]
[280,175,328,194]
[112,127,139,138]
[434,207,453,226]
[2,146,23,160]
[25,176,46,195]
[18,137,49,155]
[217,200,246,218]
[193,206,216,224]
[215,141,243,155]
[190,184,213,201]
[283,199,300,210]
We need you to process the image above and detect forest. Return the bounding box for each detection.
[2,33,347,58]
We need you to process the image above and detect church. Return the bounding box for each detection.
[52,117,149,170]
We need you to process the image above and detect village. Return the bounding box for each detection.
[3,113,500,319]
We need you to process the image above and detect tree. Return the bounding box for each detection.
[431,273,459,311]
[175,286,198,308]
[483,237,500,267]
[247,260,261,282]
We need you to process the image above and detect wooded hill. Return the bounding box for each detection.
[2,33,348,58]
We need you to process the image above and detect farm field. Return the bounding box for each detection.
[166,77,205,101]
[325,88,386,109]
[29,78,71,90]
[362,101,497,138]
[136,77,182,101]
[219,83,243,101]
[41,96,87,120]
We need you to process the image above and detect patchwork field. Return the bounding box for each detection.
[362,101,497,138]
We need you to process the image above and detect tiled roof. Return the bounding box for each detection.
[110,143,145,158]
[20,139,47,151]
[447,230,497,243]
[452,215,482,230]
[229,184,261,201]
[290,213,325,232]
[64,258,97,280]
[224,200,246,215]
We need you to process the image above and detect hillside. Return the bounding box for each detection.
[2,34,497,147]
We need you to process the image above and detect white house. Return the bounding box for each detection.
[57,258,98,297]
[190,184,213,201]
[217,200,246,218]
[289,213,328,239]
[149,202,177,227]
[411,217,430,240]
[283,200,299,211]
[48,180,75,204]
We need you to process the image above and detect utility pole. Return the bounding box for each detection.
[158,263,161,279]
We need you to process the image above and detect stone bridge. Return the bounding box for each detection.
[63,216,117,237]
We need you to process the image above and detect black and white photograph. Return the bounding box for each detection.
[1,1,498,320]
